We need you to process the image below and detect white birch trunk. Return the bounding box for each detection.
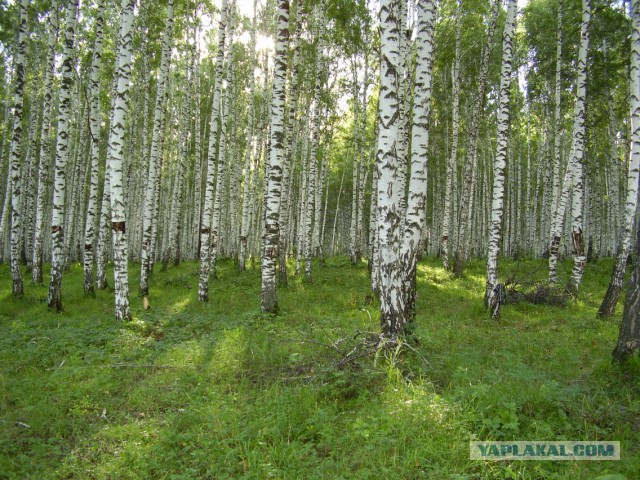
[140,0,174,304]
[32,4,58,282]
[107,0,135,321]
[484,0,517,316]
[401,0,436,322]
[47,0,78,311]
[198,0,229,302]
[566,0,591,294]
[453,0,500,276]
[239,1,258,272]
[261,0,289,313]
[599,0,640,317]
[83,3,105,295]
[376,0,404,337]
[8,0,29,296]
[441,0,462,272]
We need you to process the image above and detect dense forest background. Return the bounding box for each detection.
[0,0,632,296]
[1,0,640,477]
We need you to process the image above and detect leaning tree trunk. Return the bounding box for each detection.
[613,11,640,359]
[48,0,78,311]
[83,1,105,295]
[107,0,136,321]
[484,0,517,318]
[599,0,640,318]
[613,235,640,363]
[401,0,436,324]
[261,0,290,314]
[376,0,405,337]
[8,0,29,296]
[566,0,591,295]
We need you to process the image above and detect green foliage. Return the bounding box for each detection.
[0,258,638,478]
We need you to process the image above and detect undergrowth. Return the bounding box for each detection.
[0,257,638,479]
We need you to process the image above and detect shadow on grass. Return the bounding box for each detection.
[0,257,638,479]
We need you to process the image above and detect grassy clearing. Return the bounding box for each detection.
[0,257,638,479]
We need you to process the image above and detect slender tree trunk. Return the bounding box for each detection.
[566,0,591,295]
[198,0,229,302]
[401,0,436,323]
[614,5,640,358]
[8,0,29,296]
[599,0,640,317]
[140,0,174,306]
[453,0,500,277]
[32,3,57,283]
[441,0,462,272]
[83,2,105,295]
[108,0,136,321]
[239,0,259,272]
[484,0,517,317]
[261,0,290,314]
[48,0,78,311]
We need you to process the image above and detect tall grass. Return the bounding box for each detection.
[0,257,638,479]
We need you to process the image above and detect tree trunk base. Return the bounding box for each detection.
[453,253,464,278]
[598,283,622,319]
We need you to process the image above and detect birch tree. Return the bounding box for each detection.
[8,0,28,296]
[401,0,436,323]
[198,0,228,302]
[239,0,259,272]
[261,0,290,314]
[599,0,640,317]
[107,0,136,321]
[613,0,640,359]
[441,0,462,272]
[566,0,591,294]
[484,0,517,318]
[375,0,404,337]
[48,0,78,311]
[83,1,105,295]
[453,0,500,277]
[140,0,174,307]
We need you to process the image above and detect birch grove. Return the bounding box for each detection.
[0,0,636,361]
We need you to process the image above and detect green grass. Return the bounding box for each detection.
[0,257,638,479]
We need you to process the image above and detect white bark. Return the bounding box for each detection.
[598,0,640,317]
[376,0,404,336]
[48,0,78,311]
[261,0,290,314]
[83,3,105,295]
[108,0,136,321]
[566,0,591,294]
[485,0,517,315]
[454,0,500,275]
[441,0,462,271]
[140,0,174,302]
[401,0,436,321]
[198,0,229,302]
[8,0,28,296]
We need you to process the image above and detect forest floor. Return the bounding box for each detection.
[0,256,638,479]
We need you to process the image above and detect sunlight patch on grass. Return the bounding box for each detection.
[166,294,192,314]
